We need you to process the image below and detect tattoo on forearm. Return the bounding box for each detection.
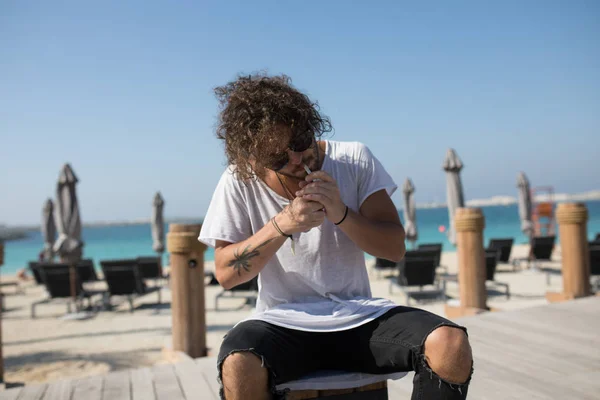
[228,238,276,276]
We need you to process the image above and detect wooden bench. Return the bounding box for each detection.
[276,370,407,400]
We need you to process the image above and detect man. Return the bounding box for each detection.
[199,73,473,400]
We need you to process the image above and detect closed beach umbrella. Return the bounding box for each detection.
[402,178,418,248]
[41,198,57,261]
[53,163,83,300]
[517,172,534,239]
[53,164,83,262]
[443,149,465,246]
[152,192,165,254]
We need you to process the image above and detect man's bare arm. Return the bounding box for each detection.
[337,189,406,262]
[214,196,326,289]
[214,222,287,290]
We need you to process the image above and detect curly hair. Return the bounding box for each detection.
[214,72,333,180]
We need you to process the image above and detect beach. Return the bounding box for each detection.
[1,243,564,386]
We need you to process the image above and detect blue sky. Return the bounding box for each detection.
[1,1,599,225]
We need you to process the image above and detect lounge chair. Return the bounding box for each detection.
[484,249,510,298]
[28,261,44,285]
[372,257,397,279]
[100,259,162,312]
[31,263,102,318]
[136,256,165,286]
[389,249,446,305]
[530,236,555,262]
[418,242,442,251]
[215,275,258,311]
[513,236,556,270]
[417,243,445,272]
[487,238,514,264]
[77,259,99,282]
[205,271,220,285]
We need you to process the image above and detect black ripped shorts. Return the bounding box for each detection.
[217,306,471,400]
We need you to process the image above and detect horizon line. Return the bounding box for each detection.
[3,189,599,229]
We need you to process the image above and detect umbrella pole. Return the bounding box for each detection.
[69,263,78,311]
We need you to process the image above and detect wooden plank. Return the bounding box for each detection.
[474,343,570,395]
[195,358,220,398]
[356,381,386,392]
[559,370,600,400]
[72,375,103,400]
[41,380,73,400]
[481,297,600,326]
[466,317,600,371]
[465,322,600,400]
[150,364,184,400]
[286,390,319,400]
[479,310,600,343]
[466,311,600,354]
[174,358,216,400]
[468,325,586,373]
[468,356,569,400]
[318,388,354,396]
[101,371,130,400]
[12,384,46,400]
[509,305,600,334]
[131,368,155,400]
[0,387,22,400]
[480,301,600,335]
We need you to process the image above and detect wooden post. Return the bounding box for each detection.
[167,224,208,358]
[546,203,591,303]
[0,241,5,384]
[445,208,488,318]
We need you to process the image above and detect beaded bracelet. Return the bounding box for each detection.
[334,205,349,226]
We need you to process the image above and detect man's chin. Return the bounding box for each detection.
[279,169,306,180]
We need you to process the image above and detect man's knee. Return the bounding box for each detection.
[221,351,268,380]
[423,325,472,383]
[220,351,271,400]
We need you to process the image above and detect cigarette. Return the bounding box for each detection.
[303,164,321,181]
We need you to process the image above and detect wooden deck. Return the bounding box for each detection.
[1,296,599,399]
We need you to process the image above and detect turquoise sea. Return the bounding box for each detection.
[3,201,600,276]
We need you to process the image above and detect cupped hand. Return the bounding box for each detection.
[296,171,346,224]
[276,196,326,234]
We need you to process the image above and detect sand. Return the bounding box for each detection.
[0,244,564,386]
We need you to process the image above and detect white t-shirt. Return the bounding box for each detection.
[199,141,399,332]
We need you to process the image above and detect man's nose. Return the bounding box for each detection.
[288,150,304,165]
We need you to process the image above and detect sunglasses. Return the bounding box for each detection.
[268,133,314,171]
